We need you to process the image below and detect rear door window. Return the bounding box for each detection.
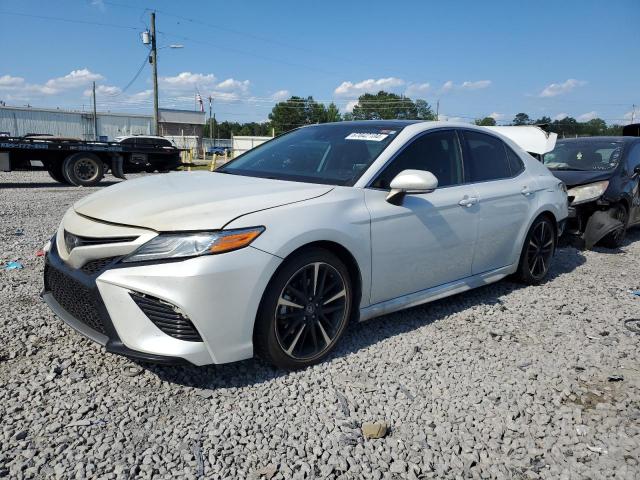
[461,130,512,182]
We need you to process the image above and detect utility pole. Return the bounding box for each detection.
[632,104,637,124]
[208,95,214,143]
[436,99,440,121]
[150,11,159,136]
[92,81,98,140]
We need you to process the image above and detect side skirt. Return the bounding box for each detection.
[358,264,516,322]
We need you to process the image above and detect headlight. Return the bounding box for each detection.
[122,227,265,263]
[567,181,609,205]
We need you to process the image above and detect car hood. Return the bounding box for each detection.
[73,172,333,231]
[549,169,613,188]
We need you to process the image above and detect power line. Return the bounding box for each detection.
[0,11,139,30]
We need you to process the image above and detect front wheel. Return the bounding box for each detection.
[254,248,352,369]
[600,204,628,248]
[515,216,556,285]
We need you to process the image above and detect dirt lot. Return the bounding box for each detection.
[1,171,639,479]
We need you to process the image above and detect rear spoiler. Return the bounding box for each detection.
[485,126,557,155]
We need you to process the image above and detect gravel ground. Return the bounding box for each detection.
[1,171,639,480]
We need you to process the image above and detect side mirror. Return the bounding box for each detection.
[386,169,438,204]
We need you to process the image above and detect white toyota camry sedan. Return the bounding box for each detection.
[43,121,568,369]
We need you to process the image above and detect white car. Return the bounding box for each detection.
[42,121,568,369]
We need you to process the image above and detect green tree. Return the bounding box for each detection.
[269,96,330,134]
[533,116,552,125]
[326,102,342,123]
[474,116,496,126]
[351,91,418,120]
[415,99,436,120]
[512,113,531,125]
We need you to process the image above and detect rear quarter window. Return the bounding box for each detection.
[505,145,525,176]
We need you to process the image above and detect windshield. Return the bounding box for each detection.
[218,123,403,185]
[543,140,623,171]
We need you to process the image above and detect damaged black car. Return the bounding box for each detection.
[543,137,640,249]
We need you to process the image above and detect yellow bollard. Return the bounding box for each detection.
[209,154,217,171]
[188,148,193,172]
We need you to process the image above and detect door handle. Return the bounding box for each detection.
[458,196,479,207]
[521,186,534,196]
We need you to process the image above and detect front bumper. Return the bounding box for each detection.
[43,237,281,365]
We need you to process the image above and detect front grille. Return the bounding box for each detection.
[81,257,119,275]
[64,230,137,253]
[44,264,107,334]
[130,292,202,342]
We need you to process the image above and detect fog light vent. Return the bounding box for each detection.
[130,292,203,342]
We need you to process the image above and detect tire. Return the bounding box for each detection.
[600,204,628,249]
[46,163,69,184]
[254,247,353,369]
[515,215,556,285]
[62,153,104,186]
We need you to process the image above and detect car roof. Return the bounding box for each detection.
[304,120,425,129]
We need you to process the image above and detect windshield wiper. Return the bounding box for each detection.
[547,166,587,171]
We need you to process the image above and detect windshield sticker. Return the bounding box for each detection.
[345,133,389,141]
[379,129,397,135]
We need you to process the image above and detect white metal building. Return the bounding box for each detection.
[0,106,205,142]
[0,105,151,140]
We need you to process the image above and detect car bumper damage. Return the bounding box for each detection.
[565,202,623,249]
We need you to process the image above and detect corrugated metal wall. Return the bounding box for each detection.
[0,107,151,140]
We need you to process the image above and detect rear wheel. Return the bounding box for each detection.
[46,163,69,184]
[254,248,352,369]
[515,216,556,284]
[600,204,628,248]
[62,153,104,186]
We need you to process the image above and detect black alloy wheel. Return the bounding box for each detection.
[526,220,554,280]
[254,248,352,369]
[275,262,348,360]
[516,216,555,285]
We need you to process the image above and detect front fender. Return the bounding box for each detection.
[225,188,373,308]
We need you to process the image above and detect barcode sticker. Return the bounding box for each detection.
[345,133,389,141]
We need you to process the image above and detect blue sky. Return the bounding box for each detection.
[1,0,638,125]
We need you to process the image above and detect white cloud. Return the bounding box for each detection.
[83,84,121,97]
[216,78,250,92]
[270,90,290,102]
[334,77,405,97]
[440,80,454,93]
[440,80,491,94]
[344,100,358,113]
[159,72,217,91]
[552,113,569,121]
[44,69,104,93]
[461,80,491,90]
[0,69,104,97]
[577,111,597,122]
[539,79,586,98]
[404,82,430,97]
[0,75,26,88]
[489,112,504,120]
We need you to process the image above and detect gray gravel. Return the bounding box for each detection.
[1,171,639,479]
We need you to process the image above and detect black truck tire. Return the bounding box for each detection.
[62,153,105,186]
[46,163,70,184]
